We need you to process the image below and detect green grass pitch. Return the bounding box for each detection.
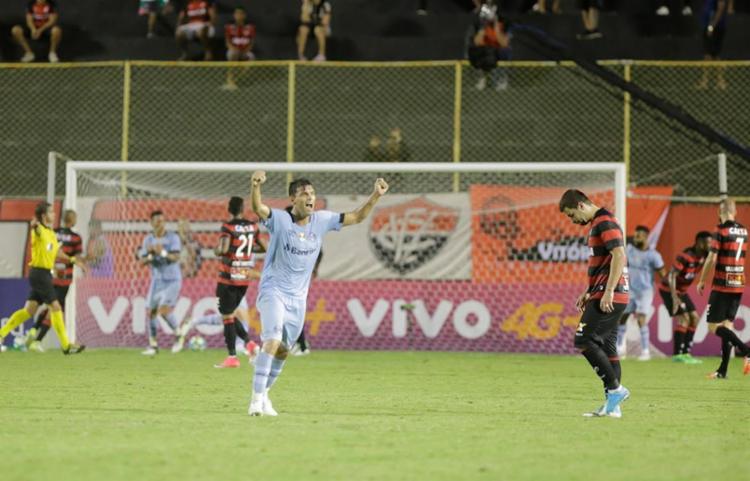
[1,349,748,481]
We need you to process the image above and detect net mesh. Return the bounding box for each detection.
[70,163,620,353]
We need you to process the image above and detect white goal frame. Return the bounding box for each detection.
[61,160,626,342]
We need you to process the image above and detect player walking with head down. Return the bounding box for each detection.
[697,199,750,379]
[248,171,388,416]
[559,190,630,418]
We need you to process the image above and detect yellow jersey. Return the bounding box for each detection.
[30,223,59,270]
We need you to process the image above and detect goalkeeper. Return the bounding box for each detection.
[137,209,186,355]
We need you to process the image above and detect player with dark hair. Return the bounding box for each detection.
[697,199,749,378]
[212,196,265,368]
[137,209,184,355]
[0,202,84,354]
[617,225,665,361]
[26,209,87,352]
[248,172,388,416]
[660,230,712,363]
[559,189,630,418]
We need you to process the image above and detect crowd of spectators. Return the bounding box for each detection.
[4,0,740,80]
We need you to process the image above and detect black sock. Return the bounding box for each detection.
[718,338,732,376]
[682,328,696,355]
[36,323,51,342]
[673,328,685,355]
[715,326,750,356]
[582,345,619,391]
[223,321,237,356]
[610,358,622,385]
[234,319,248,343]
[298,329,308,351]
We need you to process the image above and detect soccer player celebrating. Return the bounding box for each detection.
[137,210,184,355]
[212,196,265,368]
[660,231,712,364]
[559,190,630,418]
[248,171,388,416]
[0,203,84,354]
[616,225,666,361]
[697,199,749,379]
[26,209,87,352]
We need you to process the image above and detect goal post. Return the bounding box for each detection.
[61,159,626,352]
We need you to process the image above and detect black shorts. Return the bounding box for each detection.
[54,284,70,310]
[658,289,696,316]
[574,300,627,355]
[28,267,57,305]
[706,291,742,323]
[703,27,726,58]
[579,0,602,10]
[22,26,53,41]
[215,283,248,315]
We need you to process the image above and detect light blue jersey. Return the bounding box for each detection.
[139,231,182,282]
[258,208,342,300]
[626,244,663,293]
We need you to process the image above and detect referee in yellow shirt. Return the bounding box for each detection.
[0,202,84,354]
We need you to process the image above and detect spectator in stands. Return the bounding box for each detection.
[364,135,385,162]
[385,128,412,163]
[139,0,173,39]
[222,6,256,90]
[532,0,561,14]
[297,0,332,61]
[577,0,602,40]
[698,0,728,90]
[417,0,428,16]
[656,1,693,15]
[176,0,217,61]
[11,0,62,63]
[468,3,510,91]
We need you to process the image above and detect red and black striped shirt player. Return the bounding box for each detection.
[559,189,630,417]
[698,199,750,378]
[214,196,264,367]
[658,231,711,357]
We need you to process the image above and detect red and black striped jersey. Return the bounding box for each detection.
[225,23,255,50]
[53,227,83,287]
[184,0,213,24]
[27,1,56,29]
[217,218,261,286]
[587,208,629,303]
[710,220,747,294]
[659,246,705,293]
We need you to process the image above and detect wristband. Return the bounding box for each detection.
[160,249,168,257]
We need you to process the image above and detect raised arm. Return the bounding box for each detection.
[250,171,271,220]
[342,178,389,226]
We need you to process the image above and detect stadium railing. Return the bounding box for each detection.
[1,60,749,200]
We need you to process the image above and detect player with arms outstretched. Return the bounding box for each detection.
[248,171,388,416]
[697,199,750,379]
[0,202,84,354]
[559,189,630,418]
[212,196,265,368]
[661,231,712,363]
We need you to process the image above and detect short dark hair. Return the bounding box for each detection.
[228,196,244,216]
[34,202,51,221]
[695,230,712,242]
[558,189,590,212]
[635,225,650,234]
[150,209,164,220]
[289,178,313,197]
[235,6,246,13]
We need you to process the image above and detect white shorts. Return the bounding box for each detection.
[176,22,215,40]
[256,292,306,348]
[147,278,182,310]
[625,288,654,316]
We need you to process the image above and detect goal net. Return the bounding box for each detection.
[62,160,625,353]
